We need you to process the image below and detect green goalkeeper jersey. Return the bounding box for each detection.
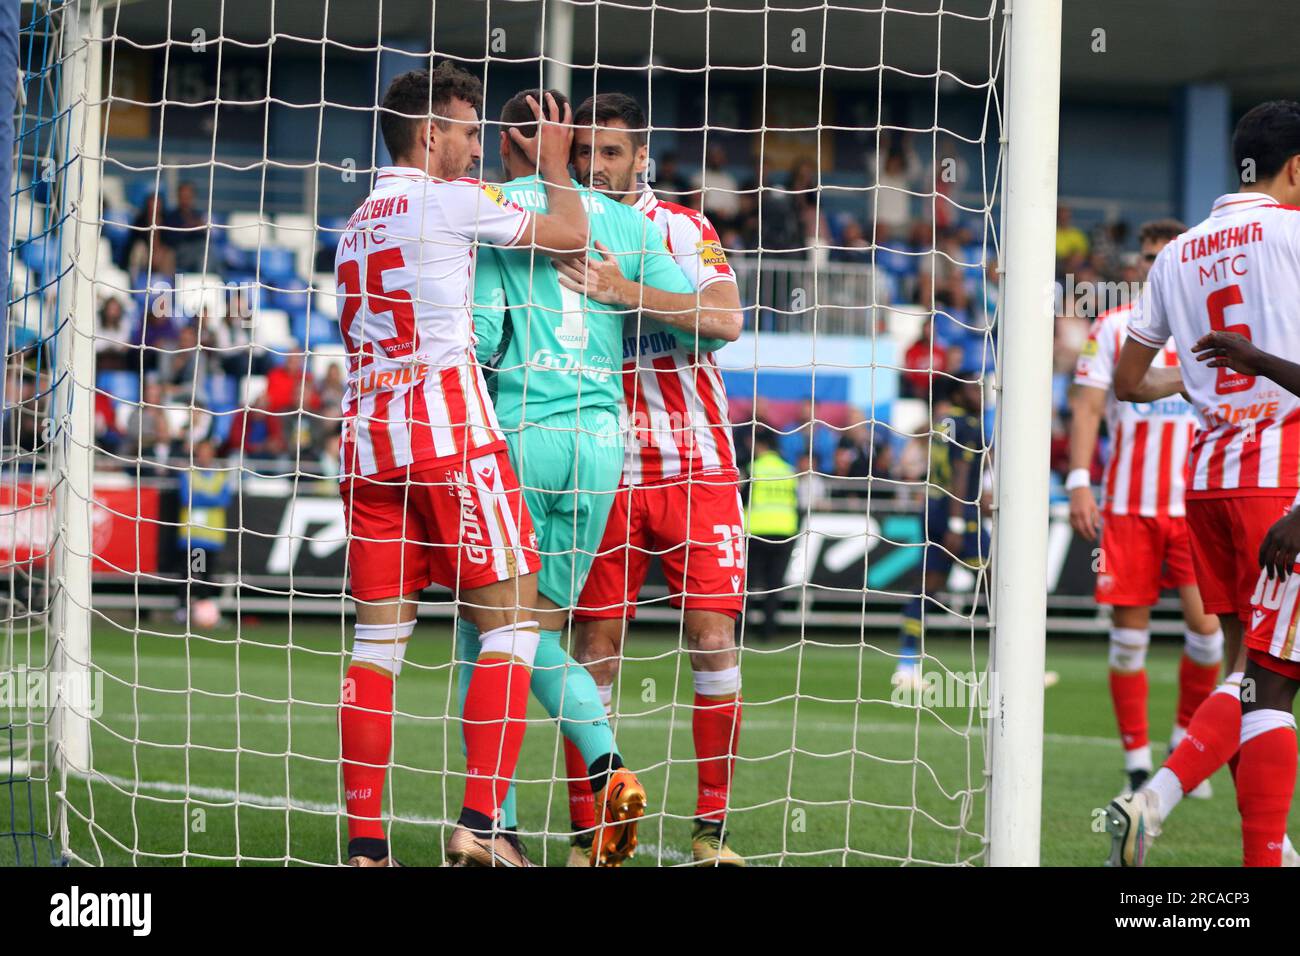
[471,174,697,431]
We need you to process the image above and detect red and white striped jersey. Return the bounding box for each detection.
[1074,305,1196,517]
[334,168,531,480]
[1247,489,1300,661]
[621,190,738,485]
[1129,192,1300,498]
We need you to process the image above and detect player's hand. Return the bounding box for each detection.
[1259,507,1300,580]
[508,93,573,173]
[1068,485,1101,541]
[556,240,628,306]
[1192,330,1266,376]
[943,530,964,556]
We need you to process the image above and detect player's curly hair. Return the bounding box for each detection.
[1232,100,1300,183]
[379,62,484,162]
[574,92,648,148]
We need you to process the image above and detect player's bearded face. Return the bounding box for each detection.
[429,99,483,180]
[574,127,638,198]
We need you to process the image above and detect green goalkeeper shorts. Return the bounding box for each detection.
[504,406,624,608]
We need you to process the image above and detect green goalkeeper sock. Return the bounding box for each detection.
[530,629,621,787]
[453,618,520,831]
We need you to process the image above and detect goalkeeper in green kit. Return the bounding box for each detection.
[459,88,699,866]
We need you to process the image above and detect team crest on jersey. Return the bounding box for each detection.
[697,239,727,266]
[481,183,508,207]
[1082,338,1099,357]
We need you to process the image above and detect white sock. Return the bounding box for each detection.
[1124,745,1152,773]
[597,683,613,716]
[1183,627,1224,667]
[1240,708,1296,747]
[350,620,415,677]
[1145,767,1183,821]
[1170,724,1187,749]
[693,666,741,697]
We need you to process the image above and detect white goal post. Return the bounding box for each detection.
[8,0,1063,866]
[987,0,1062,868]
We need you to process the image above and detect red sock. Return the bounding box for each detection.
[1166,690,1241,793]
[1237,726,1297,866]
[564,739,596,831]
[339,664,394,841]
[693,693,743,822]
[1176,655,1219,730]
[461,657,532,822]
[1108,669,1149,753]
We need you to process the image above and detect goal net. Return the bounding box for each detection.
[3,0,1058,866]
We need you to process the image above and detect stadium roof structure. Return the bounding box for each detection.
[99,0,1296,106]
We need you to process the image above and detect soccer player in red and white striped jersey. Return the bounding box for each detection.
[1105,101,1300,867]
[1068,219,1223,797]
[333,63,588,867]
[564,92,750,865]
[1191,302,1300,864]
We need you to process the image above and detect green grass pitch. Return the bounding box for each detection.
[2,620,1287,866]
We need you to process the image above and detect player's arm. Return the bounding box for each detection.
[1067,384,1105,540]
[470,248,508,365]
[1193,330,1300,397]
[1113,338,1182,402]
[506,93,587,261]
[556,239,742,344]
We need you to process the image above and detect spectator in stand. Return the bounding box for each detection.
[691,142,741,227]
[871,145,921,233]
[175,438,234,625]
[261,353,323,460]
[164,181,211,273]
[788,158,822,239]
[124,378,173,474]
[1054,204,1089,272]
[316,430,341,483]
[928,141,968,232]
[651,150,689,202]
[318,361,345,414]
[829,217,872,265]
[832,410,895,497]
[210,290,268,378]
[2,364,49,461]
[744,425,799,642]
[122,192,177,279]
[94,296,135,372]
[160,325,212,405]
[93,389,122,460]
[759,169,804,261]
[903,317,951,400]
[779,399,839,477]
[138,280,179,375]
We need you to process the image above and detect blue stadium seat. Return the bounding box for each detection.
[126,179,165,210]
[268,277,310,315]
[97,370,140,406]
[102,207,132,261]
[256,246,298,282]
[206,373,239,412]
[294,310,341,347]
[18,235,58,278]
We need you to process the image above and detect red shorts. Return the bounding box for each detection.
[1245,559,1300,665]
[575,474,746,620]
[340,447,539,602]
[1185,494,1296,620]
[1094,512,1196,606]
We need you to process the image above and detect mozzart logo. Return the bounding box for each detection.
[49,886,151,936]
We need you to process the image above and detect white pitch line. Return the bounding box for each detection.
[71,769,698,866]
